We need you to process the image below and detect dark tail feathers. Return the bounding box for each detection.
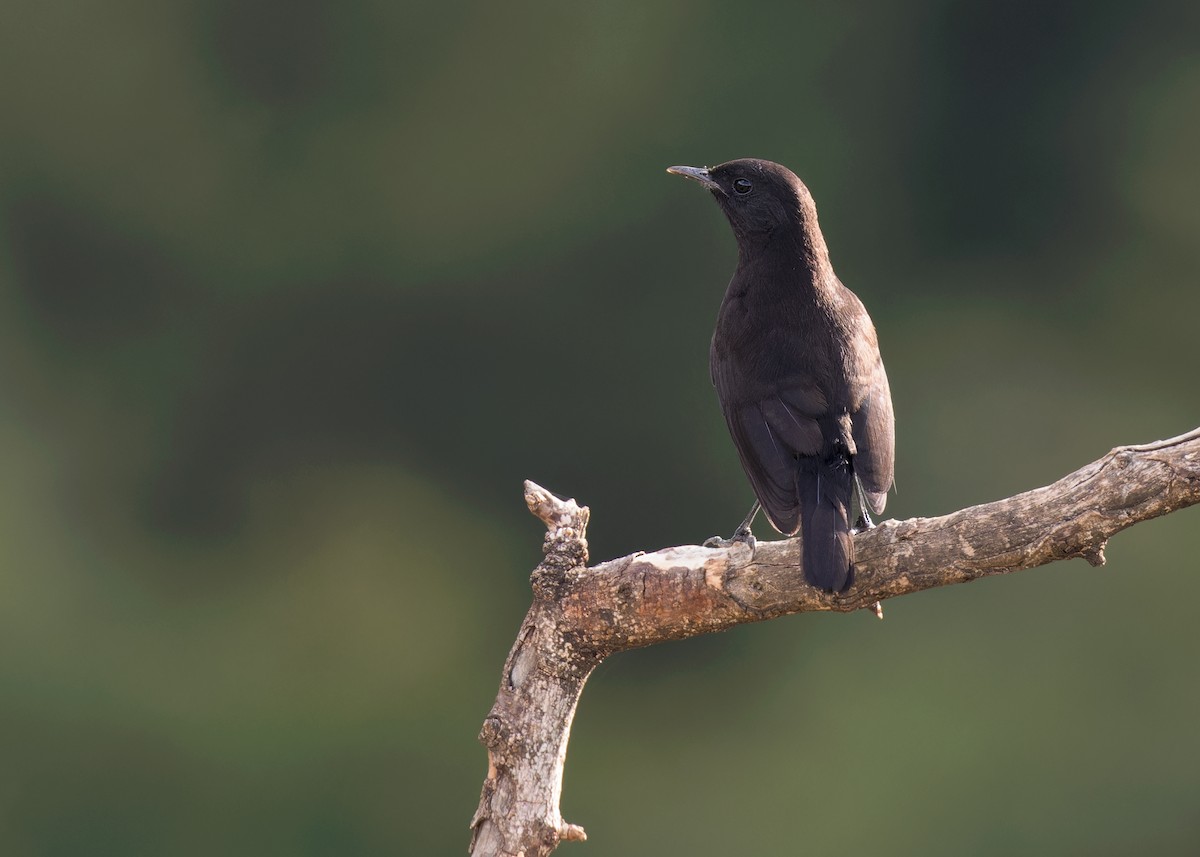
[797,460,854,593]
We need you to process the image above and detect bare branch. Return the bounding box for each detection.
[469,428,1200,856]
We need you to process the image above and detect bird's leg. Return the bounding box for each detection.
[851,474,884,619]
[733,500,760,541]
[703,501,760,553]
[853,474,875,531]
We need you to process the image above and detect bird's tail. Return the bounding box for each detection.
[797,458,854,592]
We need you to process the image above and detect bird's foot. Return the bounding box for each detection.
[703,527,757,556]
[853,515,883,617]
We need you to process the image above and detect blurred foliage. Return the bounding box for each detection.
[0,0,1198,854]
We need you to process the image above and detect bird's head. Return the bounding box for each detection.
[667,158,821,252]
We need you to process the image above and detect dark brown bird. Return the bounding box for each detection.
[668,159,894,592]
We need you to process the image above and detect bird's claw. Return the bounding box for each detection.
[854,511,876,532]
[703,528,757,556]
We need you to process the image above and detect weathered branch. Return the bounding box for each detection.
[469,428,1200,856]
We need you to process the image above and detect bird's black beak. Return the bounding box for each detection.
[667,165,724,195]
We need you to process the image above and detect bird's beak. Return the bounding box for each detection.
[667,165,724,194]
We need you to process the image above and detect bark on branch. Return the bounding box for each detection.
[469,428,1200,856]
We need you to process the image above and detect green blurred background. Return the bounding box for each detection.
[1,1,1198,854]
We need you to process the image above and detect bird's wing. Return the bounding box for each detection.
[851,361,895,514]
[720,378,829,536]
[725,403,803,534]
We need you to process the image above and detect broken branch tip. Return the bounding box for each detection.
[560,823,587,842]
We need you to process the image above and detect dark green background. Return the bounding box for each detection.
[1,1,1198,854]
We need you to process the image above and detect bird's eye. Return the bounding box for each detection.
[733,178,753,194]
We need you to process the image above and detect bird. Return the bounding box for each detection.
[667,158,894,593]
